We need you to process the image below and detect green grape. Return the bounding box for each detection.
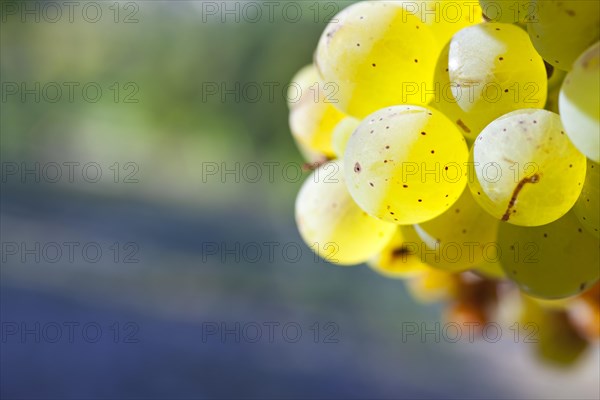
[573,161,599,239]
[315,1,438,118]
[288,64,345,157]
[527,0,600,71]
[469,109,586,226]
[414,187,499,272]
[498,211,600,299]
[331,116,360,159]
[479,1,532,23]
[344,105,468,224]
[368,225,432,279]
[559,42,600,162]
[295,160,396,265]
[447,23,547,119]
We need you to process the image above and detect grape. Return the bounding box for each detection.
[469,109,586,226]
[368,225,432,279]
[431,35,547,142]
[414,187,499,272]
[315,1,438,117]
[527,0,600,71]
[559,42,600,162]
[498,211,600,299]
[479,1,532,23]
[331,116,360,159]
[573,161,599,239]
[447,23,547,119]
[405,269,459,304]
[288,64,345,157]
[344,105,468,224]
[295,160,396,265]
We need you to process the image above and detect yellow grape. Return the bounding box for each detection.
[369,225,432,279]
[331,116,360,159]
[415,187,499,272]
[447,23,547,119]
[295,160,396,265]
[469,109,586,226]
[288,64,345,157]
[315,1,438,117]
[344,105,468,224]
[559,42,600,162]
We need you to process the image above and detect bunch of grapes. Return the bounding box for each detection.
[288,1,599,365]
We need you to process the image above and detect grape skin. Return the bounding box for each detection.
[288,64,345,157]
[415,187,499,272]
[331,116,360,159]
[527,0,600,71]
[315,1,438,118]
[448,23,547,117]
[295,160,396,266]
[469,109,586,226]
[344,105,468,225]
[573,161,600,239]
[559,42,600,162]
[498,211,600,299]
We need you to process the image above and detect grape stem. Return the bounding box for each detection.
[501,174,540,221]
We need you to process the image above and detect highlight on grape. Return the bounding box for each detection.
[286,0,600,365]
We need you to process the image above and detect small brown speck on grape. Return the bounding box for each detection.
[499,57,504,61]
[431,150,435,154]
[403,185,408,188]
[418,199,422,202]
[385,145,390,149]
[354,162,361,173]
[421,131,426,135]
[372,63,376,67]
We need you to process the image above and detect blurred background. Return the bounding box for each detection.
[1,1,598,398]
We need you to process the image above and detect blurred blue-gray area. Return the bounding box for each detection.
[1,1,598,399]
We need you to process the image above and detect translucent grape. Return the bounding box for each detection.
[469,109,586,226]
[573,161,599,238]
[368,225,432,279]
[315,1,438,117]
[447,23,547,119]
[527,0,600,71]
[344,105,468,224]
[414,187,499,272]
[331,116,360,159]
[559,42,600,162]
[498,211,600,299]
[288,64,345,157]
[295,160,396,265]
